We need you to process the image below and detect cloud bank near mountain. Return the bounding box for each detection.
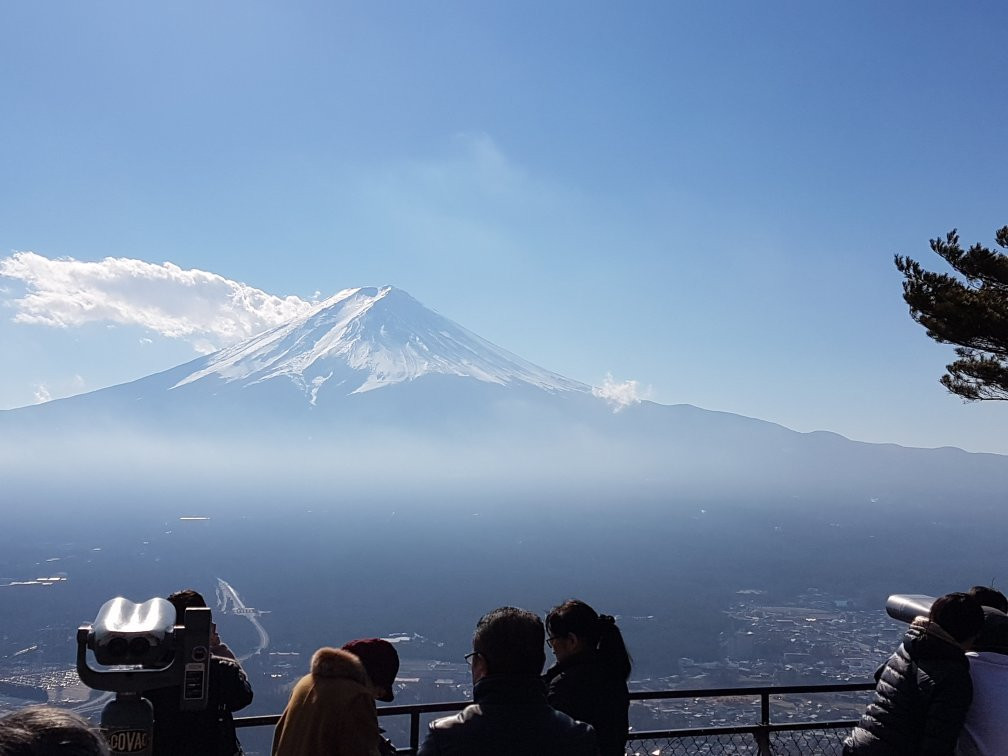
[0,252,314,353]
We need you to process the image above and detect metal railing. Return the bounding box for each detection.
[237,680,874,754]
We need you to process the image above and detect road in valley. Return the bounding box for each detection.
[215,578,270,661]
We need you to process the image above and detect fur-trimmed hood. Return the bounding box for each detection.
[274,648,381,755]
[310,647,369,685]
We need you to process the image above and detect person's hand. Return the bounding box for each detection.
[212,641,237,660]
[209,622,238,659]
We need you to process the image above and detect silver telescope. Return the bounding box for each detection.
[885,594,934,624]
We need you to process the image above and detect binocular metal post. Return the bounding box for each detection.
[100,693,154,756]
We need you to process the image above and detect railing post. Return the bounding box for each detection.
[755,691,772,755]
[410,710,421,754]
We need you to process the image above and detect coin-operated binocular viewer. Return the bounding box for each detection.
[77,597,212,756]
[885,594,935,624]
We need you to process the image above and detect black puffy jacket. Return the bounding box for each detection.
[417,675,598,756]
[843,621,973,755]
[544,651,629,756]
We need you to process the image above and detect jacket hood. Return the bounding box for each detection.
[905,619,968,662]
[976,607,1008,653]
[310,647,369,684]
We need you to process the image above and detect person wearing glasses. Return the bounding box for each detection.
[418,606,597,755]
[545,600,632,756]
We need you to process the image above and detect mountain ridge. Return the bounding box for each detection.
[2,285,1007,508]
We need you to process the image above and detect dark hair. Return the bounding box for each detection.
[167,589,208,619]
[969,585,1008,614]
[473,607,545,677]
[930,592,985,643]
[546,599,632,680]
[0,706,109,755]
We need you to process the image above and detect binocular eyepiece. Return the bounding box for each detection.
[78,596,212,702]
[88,597,177,667]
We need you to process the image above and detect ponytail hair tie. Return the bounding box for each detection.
[599,614,616,626]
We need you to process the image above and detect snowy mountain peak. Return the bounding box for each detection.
[172,286,587,402]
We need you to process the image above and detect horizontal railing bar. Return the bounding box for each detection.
[626,682,874,701]
[764,719,859,732]
[236,681,875,729]
[236,714,280,728]
[627,725,763,739]
[378,700,471,715]
[623,719,856,740]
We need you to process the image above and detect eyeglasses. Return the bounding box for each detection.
[546,636,561,647]
[464,651,482,666]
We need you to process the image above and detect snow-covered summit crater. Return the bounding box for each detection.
[172,286,587,402]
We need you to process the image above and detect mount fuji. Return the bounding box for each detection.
[171,285,586,402]
[2,286,607,435]
[2,285,1007,506]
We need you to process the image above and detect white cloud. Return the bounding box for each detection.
[23,374,86,407]
[0,252,315,351]
[592,372,649,412]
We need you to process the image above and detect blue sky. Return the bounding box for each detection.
[2,1,1007,453]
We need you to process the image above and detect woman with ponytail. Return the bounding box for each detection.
[544,599,631,756]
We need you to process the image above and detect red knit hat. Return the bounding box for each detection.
[342,638,400,701]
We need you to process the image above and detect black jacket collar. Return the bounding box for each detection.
[544,649,598,682]
[473,674,548,705]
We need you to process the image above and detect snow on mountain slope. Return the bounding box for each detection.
[172,286,588,402]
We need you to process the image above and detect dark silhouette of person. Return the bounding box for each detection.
[844,592,984,755]
[342,638,400,755]
[142,589,253,756]
[418,606,597,755]
[544,599,631,756]
[967,586,1008,653]
[957,587,1008,755]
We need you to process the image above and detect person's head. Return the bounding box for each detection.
[929,592,985,648]
[469,607,545,684]
[546,599,632,679]
[968,585,1008,614]
[342,638,400,702]
[0,706,108,755]
[167,588,216,637]
[167,589,207,615]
